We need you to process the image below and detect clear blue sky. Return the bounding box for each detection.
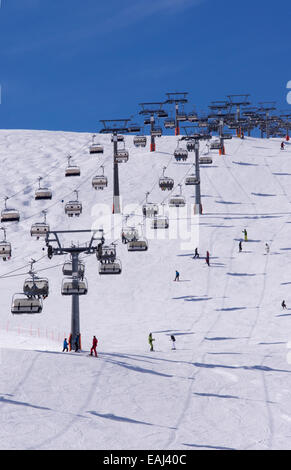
[0,0,290,132]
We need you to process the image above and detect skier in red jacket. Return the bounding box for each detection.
[90,336,98,357]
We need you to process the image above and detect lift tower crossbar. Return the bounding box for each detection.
[100,119,140,214]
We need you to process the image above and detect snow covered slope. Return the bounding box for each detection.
[1,130,291,450]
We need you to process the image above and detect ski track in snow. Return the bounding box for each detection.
[0,131,291,449]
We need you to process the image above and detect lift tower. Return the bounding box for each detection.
[181,126,211,215]
[279,112,291,141]
[208,101,231,155]
[45,229,104,350]
[100,119,140,214]
[139,102,167,152]
[257,102,276,139]
[165,92,189,136]
[227,94,251,137]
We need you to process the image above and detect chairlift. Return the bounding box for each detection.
[96,244,116,264]
[188,112,198,122]
[133,136,147,148]
[0,227,11,261]
[35,177,52,200]
[61,277,88,295]
[89,134,104,154]
[151,203,169,229]
[65,190,82,217]
[62,260,85,277]
[151,127,162,137]
[65,155,80,177]
[176,112,188,121]
[164,119,175,129]
[159,167,174,191]
[111,135,124,143]
[1,197,20,223]
[121,216,139,243]
[174,142,188,161]
[186,141,195,152]
[31,211,50,239]
[210,140,221,150]
[142,192,159,218]
[11,293,43,315]
[127,239,148,252]
[99,259,122,275]
[23,277,49,298]
[115,142,129,163]
[92,166,108,190]
[185,174,199,186]
[169,184,186,208]
[199,156,213,164]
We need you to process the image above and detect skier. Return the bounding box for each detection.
[90,336,98,357]
[282,300,287,310]
[281,142,285,150]
[242,229,248,242]
[206,251,210,266]
[148,333,155,352]
[121,232,127,244]
[62,338,69,352]
[239,241,242,253]
[241,131,244,140]
[193,248,199,259]
[265,243,270,254]
[174,270,180,281]
[170,335,176,350]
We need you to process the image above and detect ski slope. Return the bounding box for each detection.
[1,130,291,450]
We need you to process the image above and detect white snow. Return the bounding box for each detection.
[0,130,291,449]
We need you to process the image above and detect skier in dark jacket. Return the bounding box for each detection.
[281,142,285,150]
[174,270,180,281]
[62,338,68,352]
[282,300,287,310]
[148,333,155,352]
[170,335,176,350]
[239,241,242,253]
[193,248,199,259]
[206,251,210,266]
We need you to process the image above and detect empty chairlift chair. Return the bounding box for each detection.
[151,203,169,229]
[174,142,188,161]
[31,211,50,240]
[159,167,174,191]
[164,118,175,129]
[142,192,159,218]
[1,197,20,223]
[11,293,43,315]
[61,278,88,295]
[65,155,81,177]
[169,184,186,208]
[111,135,124,143]
[35,177,52,200]
[92,165,108,190]
[65,190,82,217]
[185,174,199,186]
[62,260,85,277]
[188,111,198,122]
[0,227,11,261]
[199,156,213,165]
[89,134,104,154]
[210,139,221,150]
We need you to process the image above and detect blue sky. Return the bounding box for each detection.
[0,0,290,132]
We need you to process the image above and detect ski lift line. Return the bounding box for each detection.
[0,137,94,202]
[0,253,48,280]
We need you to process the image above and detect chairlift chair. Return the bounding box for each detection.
[1,197,20,223]
[62,260,85,277]
[23,277,49,298]
[11,294,43,315]
[159,167,174,191]
[111,135,124,143]
[188,112,198,122]
[174,142,188,161]
[35,177,52,200]
[65,190,82,217]
[185,174,200,186]
[133,136,147,148]
[199,156,213,164]
[96,244,117,264]
[99,259,122,275]
[169,184,186,208]
[127,238,148,251]
[61,278,88,296]
[151,127,162,137]
[0,227,11,261]
[31,211,50,240]
[142,192,159,218]
[164,119,175,129]
[186,141,195,152]
[92,166,108,190]
[65,155,81,177]
[151,215,169,229]
[115,143,129,163]
[176,112,188,121]
[210,140,221,150]
[89,135,104,154]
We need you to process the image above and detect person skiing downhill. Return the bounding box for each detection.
[193,248,199,259]
[174,270,180,281]
[265,243,270,254]
[90,336,98,357]
[282,300,287,310]
[170,335,176,350]
[148,333,155,352]
[206,251,210,266]
[239,241,242,253]
[242,229,248,242]
[62,338,68,352]
[281,142,285,150]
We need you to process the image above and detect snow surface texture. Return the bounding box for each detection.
[0,130,291,450]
